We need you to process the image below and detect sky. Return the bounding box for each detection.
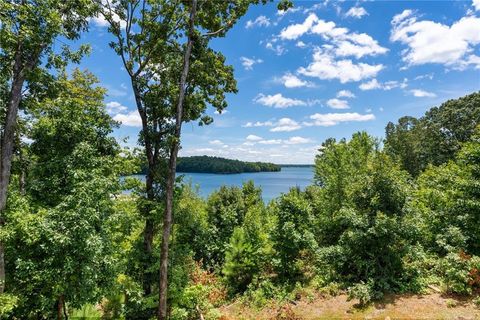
[78,0,480,164]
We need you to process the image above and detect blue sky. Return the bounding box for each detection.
[79,0,480,164]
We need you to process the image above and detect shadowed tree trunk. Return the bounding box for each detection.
[158,0,197,318]
[0,43,27,294]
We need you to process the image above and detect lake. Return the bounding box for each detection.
[130,166,314,202]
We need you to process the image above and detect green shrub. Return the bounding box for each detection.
[438,252,480,295]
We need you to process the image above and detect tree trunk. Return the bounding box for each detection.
[142,169,155,295]
[131,78,157,296]
[0,45,26,294]
[158,1,197,319]
[57,295,64,320]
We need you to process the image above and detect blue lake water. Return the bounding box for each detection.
[130,166,314,203]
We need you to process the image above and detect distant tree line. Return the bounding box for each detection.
[177,156,281,174]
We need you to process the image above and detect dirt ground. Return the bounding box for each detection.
[219,293,480,320]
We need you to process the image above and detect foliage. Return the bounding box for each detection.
[385,91,480,176]
[176,156,280,174]
[413,126,480,256]
[313,133,417,297]
[271,188,317,280]
[437,252,480,295]
[4,70,120,318]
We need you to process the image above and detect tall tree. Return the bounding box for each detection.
[0,0,95,294]
[100,0,292,317]
[385,92,480,176]
[6,69,121,319]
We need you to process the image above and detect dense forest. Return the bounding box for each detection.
[176,156,281,174]
[0,0,480,319]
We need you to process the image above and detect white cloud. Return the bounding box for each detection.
[254,93,306,108]
[270,118,302,132]
[326,98,349,109]
[245,15,271,29]
[333,33,388,59]
[474,0,480,11]
[277,7,301,16]
[106,101,127,114]
[345,6,368,19]
[113,111,142,127]
[359,78,408,91]
[410,89,436,98]
[246,134,263,141]
[259,139,283,145]
[307,112,375,126]
[214,109,228,115]
[298,48,383,83]
[243,118,302,132]
[278,73,315,88]
[391,10,480,69]
[284,136,312,144]
[209,140,224,146]
[265,41,287,55]
[279,13,388,59]
[242,121,274,128]
[296,41,307,48]
[240,57,263,70]
[280,13,319,40]
[89,9,127,29]
[337,90,355,98]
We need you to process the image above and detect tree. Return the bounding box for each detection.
[0,0,95,294]
[271,188,317,280]
[5,70,121,318]
[385,92,480,176]
[100,1,292,317]
[414,126,480,256]
[313,133,416,297]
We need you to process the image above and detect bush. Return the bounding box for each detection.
[438,252,480,295]
[347,282,373,307]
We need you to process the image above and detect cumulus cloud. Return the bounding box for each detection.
[209,140,224,146]
[259,139,283,145]
[278,73,315,88]
[326,98,349,109]
[270,118,302,132]
[298,48,383,83]
[254,93,307,108]
[296,41,307,48]
[284,136,312,144]
[359,78,408,91]
[106,101,127,114]
[306,112,375,126]
[244,135,313,146]
[391,10,480,69]
[89,3,127,29]
[279,13,388,59]
[474,0,480,11]
[243,118,302,132]
[240,57,263,70]
[242,121,274,128]
[337,90,356,98]
[280,13,319,40]
[265,41,287,55]
[410,89,436,98]
[246,134,263,141]
[113,111,142,127]
[245,15,271,29]
[345,6,368,19]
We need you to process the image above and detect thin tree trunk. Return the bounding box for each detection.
[131,78,157,296]
[0,45,26,294]
[142,169,155,295]
[158,1,197,319]
[57,295,64,320]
